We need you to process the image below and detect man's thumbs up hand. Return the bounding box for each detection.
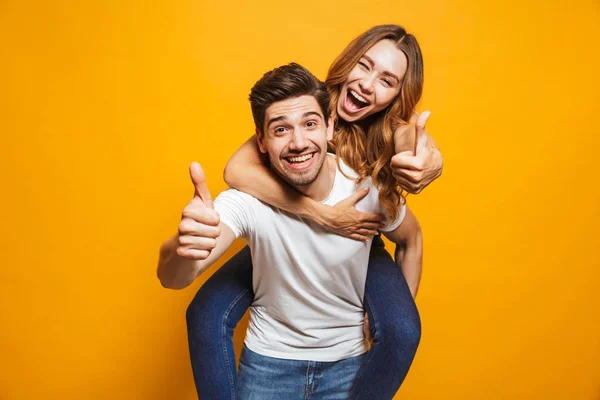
[189,162,214,209]
[177,162,221,260]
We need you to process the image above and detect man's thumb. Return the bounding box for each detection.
[189,162,214,209]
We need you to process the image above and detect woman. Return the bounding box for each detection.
[187,25,443,399]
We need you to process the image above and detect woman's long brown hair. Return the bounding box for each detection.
[327,25,423,220]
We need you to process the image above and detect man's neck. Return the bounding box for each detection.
[294,155,336,202]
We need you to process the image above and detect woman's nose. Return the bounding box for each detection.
[359,75,375,94]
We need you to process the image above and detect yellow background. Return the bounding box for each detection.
[1,0,599,399]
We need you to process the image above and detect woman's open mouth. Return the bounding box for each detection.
[343,89,370,113]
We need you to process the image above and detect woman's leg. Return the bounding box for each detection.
[349,236,421,400]
[186,246,254,400]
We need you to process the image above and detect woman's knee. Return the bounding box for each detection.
[186,247,254,335]
[186,286,224,338]
[375,305,421,353]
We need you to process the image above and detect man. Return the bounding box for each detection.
[157,63,422,398]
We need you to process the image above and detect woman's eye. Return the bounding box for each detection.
[382,79,392,87]
[358,61,369,70]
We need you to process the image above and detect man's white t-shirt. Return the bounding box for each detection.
[214,155,405,362]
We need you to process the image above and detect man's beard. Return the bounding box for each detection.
[273,150,324,187]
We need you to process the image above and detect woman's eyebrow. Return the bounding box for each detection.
[381,71,400,83]
[363,54,401,83]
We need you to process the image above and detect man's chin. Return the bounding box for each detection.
[281,170,318,187]
[271,153,324,187]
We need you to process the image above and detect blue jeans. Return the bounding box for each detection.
[237,346,367,400]
[187,236,421,400]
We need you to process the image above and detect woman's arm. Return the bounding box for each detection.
[382,206,423,298]
[224,136,382,241]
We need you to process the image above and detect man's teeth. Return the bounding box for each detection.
[350,90,368,105]
[288,153,314,163]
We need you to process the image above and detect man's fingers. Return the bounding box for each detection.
[178,217,221,238]
[182,205,221,228]
[176,247,211,261]
[189,162,214,209]
[177,235,217,251]
[181,203,220,226]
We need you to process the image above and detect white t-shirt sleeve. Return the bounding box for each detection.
[379,204,406,233]
[213,189,258,239]
[357,177,406,233]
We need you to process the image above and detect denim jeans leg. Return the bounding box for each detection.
[237,346,307,400]
[187,247,254,400]
[348,237,421,400]
[237,346,366,400]
[313,353,367,399]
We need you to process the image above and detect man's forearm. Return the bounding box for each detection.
[157,236,205,290]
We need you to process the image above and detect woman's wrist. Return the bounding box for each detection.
[299,199,330,226]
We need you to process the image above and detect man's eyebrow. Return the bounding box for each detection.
[267,111,323,128]
[362,54,401,83]
[303,111,323,120]
[267,115,287,128]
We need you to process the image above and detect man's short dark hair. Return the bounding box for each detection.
[249,63,331,134]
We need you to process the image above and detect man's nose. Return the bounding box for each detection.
[289,130,308,150]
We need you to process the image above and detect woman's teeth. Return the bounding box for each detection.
[350,90,368,105]
[345,89,369,113]
[288,153,314,163]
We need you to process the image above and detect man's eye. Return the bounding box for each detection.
[275,127,286,133]
[306,121,317,128]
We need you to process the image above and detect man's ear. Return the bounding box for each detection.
[256,128,268,154]
[326,116,334,141]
